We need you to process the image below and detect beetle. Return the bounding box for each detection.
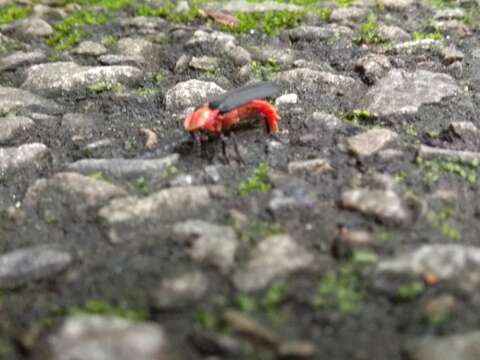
[183,81,280,160]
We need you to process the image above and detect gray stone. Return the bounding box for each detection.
[440,45,464,65]
[233,234,314,292]
[0,115,34,143]
[340,188,408,223]
[116,37,157,60]
[164,79,224,111]
[97,54,145,66]
[274,68,357,95]
[405,331,480,360]
[226,45,251,66]
[287,25,354,42]
[449,121,478,138]
[382,0,415,10]
[0,245,72,289]
[377,245,480,279]
[185,30,236,54]
[347,128,398,158]
[434,8,466,20]
[0,50,46,72]
[0,87,62,114]
[61,113,97,136]
[72,41,108,56]
[275,93,298,107]
[32,4,66,21]
[22,62,143,96]
[65,154,179,180]
[310,112,342,129]
[23,172,127,222]
[433,20,471,35]
[390,39,443,55]
[0,143,50,179]
[287,158,333,175]
[119,16,168,33]
[48,315,170,360]
[173,220,238,271]
[418,145,480,163]
[211,0,301,13]
[189,56,220,72]
[377,25,410,43]
[1,18,53,37]
[330,7,368,22]
[151,271,209,309]
[98,186,221,243]
[361,69,459,116]
[354,53,392,84]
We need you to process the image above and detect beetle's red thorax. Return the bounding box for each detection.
[184,105,220,132]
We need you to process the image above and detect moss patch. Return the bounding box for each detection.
[417,157,479,184]
[355,14,388,45]
[238,162,272,195]
[67,299,148,321]
[412,31,443,41]
[0,4,30,25]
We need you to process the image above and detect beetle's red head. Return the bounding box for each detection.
[184,105,219,132]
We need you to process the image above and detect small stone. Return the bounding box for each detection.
[174,54,190,74]
[223,309,280,346]
[405,331,480,360]
[310,111,341,129]
[23,172,127,222]
[382,0,415,11]
[233,234,314,292]
[433,20,471,36]
[390,39,443,55]
[420,294,456,323]
[22,62,143,96]
[189,56,220,72]
[274,68,357,95]
[65,154,179,180]
[0,87,62,114]
[377,245,480,279]
[418,145,480,163]
[151,271,208,309]
[287,25,354,42]
[354,53,392,84]
[330,7,368,22]
[47,315,170,360]
[61,113,97,136]
[98,186,219,243]
[2,18,53,37]
[164,79,224,111]
[119,16,168,33]
[0,115,34,143]
[116,37,157,59]
[0,143,50,179]
[72,41,107,56]
[340,188,409,224]
[173,220,238,271]
[185,30,236,55]
[0,245,72,289]
[226,46,251,66]
[449,121,478,138]
[275,93,298,107]
[213,0,301,13]
[277,340,316,358]
[434,8,465,20]
[287,158,333,175]
[97,54,145,66]
[361,69,459,116]
[347,128,398,158]
[440,45,464,65]
[377,24,410,43]
[0,50,46,72]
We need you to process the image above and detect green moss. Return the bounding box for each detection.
[428,207,461,241]
[355,14,388,45]
[101,34,119,47]
[251,58,281,80]
[135,0,203,23]
[87,81,117,93]
[0,338,14,359]
[314,266,363,313]
[239,162,272,195]
[343,109,378,126]
[0,4,30,25]
[412,31,443,41]
[237,221,284,243]
[417,157,479,184]
[68,299,148,321]
[334,0,354,6]
[47,10,108,50]
[131,176,149,194]
[235,294,258,312]
[397,281,424,301]
[220,10,304,35]
[316,7,332,21]
[263,281,287,311]
[352,250,378,264]
[194,309,222,330]
[162,164,179,178]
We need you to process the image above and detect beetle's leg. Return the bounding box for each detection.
[219,133,230,164]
